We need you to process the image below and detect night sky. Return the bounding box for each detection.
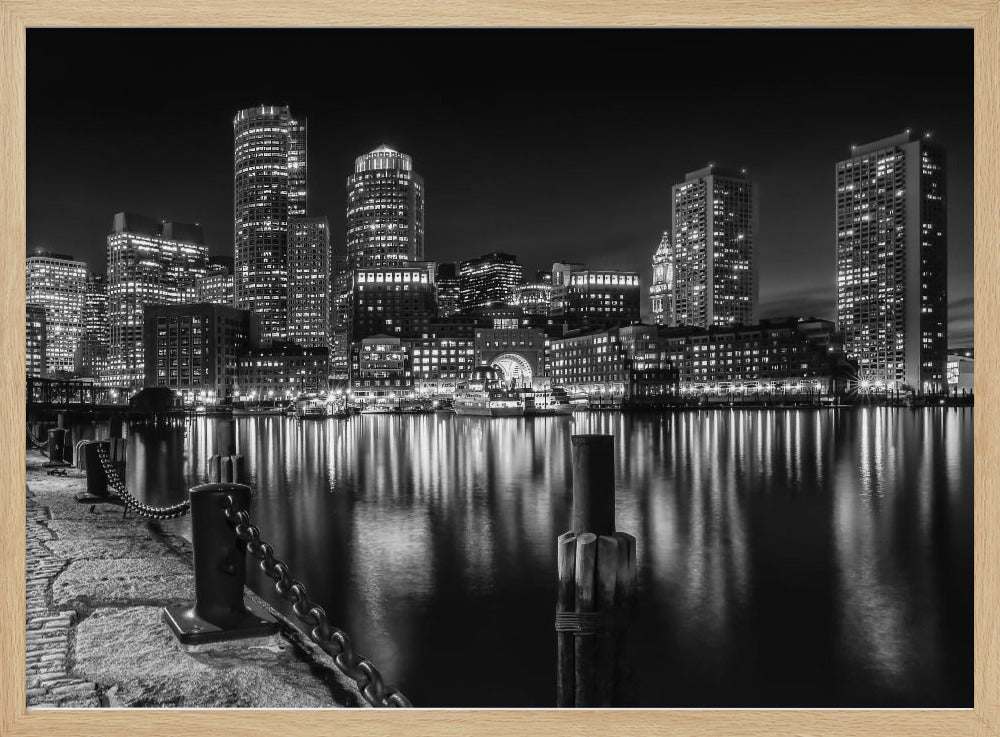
[26,29,974,344]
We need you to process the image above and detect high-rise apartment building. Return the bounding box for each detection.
[459,252,523,309]
[346,145,424,267]
[76,273,110,379]
[836,131,948,393]
[26,303,47,378]
[287,216,330,348]
[106,212,208,388]
[650,232,673,326]
[670,166,757,328]
[233,105,307,341]
[25,252,87,375]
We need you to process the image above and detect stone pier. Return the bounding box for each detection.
[24,450,366,708]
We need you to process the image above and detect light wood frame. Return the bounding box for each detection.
[1,3,996,735]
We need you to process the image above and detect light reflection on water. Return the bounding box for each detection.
[126,407,972,707]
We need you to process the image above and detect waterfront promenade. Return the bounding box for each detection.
[24,450,364,708]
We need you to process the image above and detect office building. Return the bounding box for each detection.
[474,326,547,388]
[671,166,757,327]
[238,342,329,399]
[287,216,330,348]
[836,131,948,393]
[25,252,87,375]
[550,262,640,331]
[346,145,424,267]
[409,330,476,397]
[106,212,209,388]
[650,232,673,326]
[459,252,523,309]
[76,273,110,380]
[349,335,414,405]
[26,303,46,378]
[144,303,257,402]
[233,105,307,341]
[512,281,552,316]
[435,262,462,317]
[348,262,437,342]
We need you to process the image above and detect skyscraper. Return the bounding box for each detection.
[106,212,208,388]
[233,105,307,341]
[435,263,463,317]
[26,303,47,378]
[458,252,523,309]
[287,216,330,348]
[76,273,110,380]
[25,252,87,375]
[836,131,948,393]
[346,145,424,267]
[670,166,757,328]
[650,231,673,326]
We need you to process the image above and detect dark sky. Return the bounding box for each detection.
[26,28,974,345]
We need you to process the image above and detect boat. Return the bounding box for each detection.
[293,398,329,419]
[360,405,400,415]
[454,367,525,417]
[521,386,576,416]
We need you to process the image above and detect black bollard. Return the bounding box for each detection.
[46,428,66,466]
[83,441,112,497]
[163,483,277,644]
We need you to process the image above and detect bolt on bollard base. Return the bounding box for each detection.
[163,482,278,645]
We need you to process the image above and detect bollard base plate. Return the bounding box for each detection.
[162,599,279,645]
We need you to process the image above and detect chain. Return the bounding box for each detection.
[95,443,192,520]
[222,496,411,708]
[27,426,49,456]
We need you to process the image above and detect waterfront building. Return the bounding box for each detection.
[459,252,523,309]
[26,303,46,378]
[238,342,329,399]
[435,262,463,317]
[661,317,852,398]
[670,165,757,327]
[25,252,88,375]
[474,326,547,388]
[287,216,330,349]
[143,302,257,403]
[946,353,974,394]
[75,273,110,380]
[836,131,948,393]
[349,335,414,405]
[346,145,424,267]
[233,105,308,341]
[650,231,673,326]
[549,324,677,406]
[106,212,209,388]
[512,281,552,316]
[348,262,437,342]
[549,262,640,331]
[408,330,476,397]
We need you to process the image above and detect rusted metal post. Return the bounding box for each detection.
[163,483,277,644]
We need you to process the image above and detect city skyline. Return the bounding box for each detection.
[25,29,974,345]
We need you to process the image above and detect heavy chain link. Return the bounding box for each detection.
[27,426,49,456]
[95,443,192,520]
[222,495,412,708]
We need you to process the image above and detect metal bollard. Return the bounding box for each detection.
[46,428,66,466]
[163,483,278,644]
[82,441,112,497]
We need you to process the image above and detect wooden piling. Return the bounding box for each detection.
[209,419,244,484]
[614,531,637,706]
[573,533,597,708]
[215,419,237,457]
[571,435,615,536]
[595,535,619,707]
[556,532,577,707]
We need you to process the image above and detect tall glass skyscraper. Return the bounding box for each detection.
[346,145,424,268]
[835,131,947,393]
[233,105,307,341]
[25,252,87,375]
[287,216,330,348]
[670,166,757,328]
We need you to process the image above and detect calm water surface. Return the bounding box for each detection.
[125,408,972,707]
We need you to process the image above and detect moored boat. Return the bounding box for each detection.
[454,367,524,417]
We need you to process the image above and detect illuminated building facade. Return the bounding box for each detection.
[106,212,209,388]
[348,263,437,341]
[550,263,640,331]
[238,342,329,399]
[836,131,948,393]
[946,353,974,393]
[408,331,476,396]
[435,262,462,317]
[671,166,757,327]
[143,303,257,402]
[75,273,110,380]
[349,336,413,405]
[26,303,46,378]
[25,252,87,375]
[650,232,673,326]
[287,216,330,348]
[459,252,523,309]
[512,281,552,316]
[233,105,307,341]
[196,272,235,306]
[346,145,424,267]
[474,326,546,388]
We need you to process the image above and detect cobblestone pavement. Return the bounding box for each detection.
[24,449,364,709]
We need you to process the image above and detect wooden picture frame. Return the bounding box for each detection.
[1,2,996,735]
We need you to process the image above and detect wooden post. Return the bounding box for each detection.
[209,419,244,484]
[556,433,638,708]
[215,419,237,457]
[571,435,615,536]
[556,532,577,707]
[573,533,597,708]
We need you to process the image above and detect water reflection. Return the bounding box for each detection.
[124,408,972,707]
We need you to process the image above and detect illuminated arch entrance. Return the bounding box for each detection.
[489,353,533,388]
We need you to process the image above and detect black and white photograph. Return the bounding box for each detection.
[23,27,973,710]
